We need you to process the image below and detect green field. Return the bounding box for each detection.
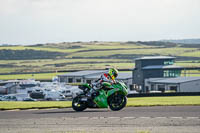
[0,72,67,80]
[0,96,200,110]
[0,101,71,110]
[0,42,199,79]
[127,96,200,107]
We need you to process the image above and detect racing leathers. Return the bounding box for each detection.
[87,73,115,97]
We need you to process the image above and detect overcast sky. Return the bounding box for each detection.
[0,0,200,45]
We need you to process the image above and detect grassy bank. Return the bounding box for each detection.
[0,96,200,110]
[0,42,200,75]
[0,101,72,110]
[0,72,66,80]
[127,96,200,107]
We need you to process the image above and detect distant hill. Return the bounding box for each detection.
[161,39,200,44]
[0,49,66,60]
[0,41,200,75]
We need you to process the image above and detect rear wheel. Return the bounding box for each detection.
[108,93,127,111]
[72,96,87,111]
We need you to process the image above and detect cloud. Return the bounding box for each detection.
[0,0,200,44]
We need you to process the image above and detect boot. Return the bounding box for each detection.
[87,88,95,98]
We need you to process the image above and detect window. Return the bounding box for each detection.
[76,79,81,83]
[151,84,155,91]
[170,86,177,92]
[163,70,181,77]
[158,85,165,92]
[164,60,174,65]
[86,80,91,84]
[68,78,73,83]
[146,86,149,92]
[129,85,134,90]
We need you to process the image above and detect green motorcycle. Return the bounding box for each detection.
[72,81,128,111]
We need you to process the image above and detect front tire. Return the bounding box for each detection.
[72,96,87,111]
[108,93,127,111]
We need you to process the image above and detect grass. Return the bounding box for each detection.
[0,101,71,110]
[67,47,198,58]
[0,46,77,53]
[0,72,66,80]
[0,58,132,74]
[127,96,200,107]
[137,131,150,133]
[0,42,200,74]
[0,96,199,110]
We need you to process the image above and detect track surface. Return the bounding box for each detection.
[0,106,200,133]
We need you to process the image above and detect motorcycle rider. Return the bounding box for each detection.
[87,68,119,98]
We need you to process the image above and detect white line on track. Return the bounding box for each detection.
[155,117,167,119]
[186,117,199,119]
[6,109,20,111]
[123,117,136,119]
[26,109,39,111]
[139,117,151,119]
[107,117,120,119]
[170,117,183,119]
[79,117,89,119]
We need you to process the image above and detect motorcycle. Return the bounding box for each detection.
[72,81,128,111]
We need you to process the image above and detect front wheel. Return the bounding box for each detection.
[108,93,127,111]
[72,96,87,111]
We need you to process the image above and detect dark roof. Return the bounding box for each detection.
[58,70,107,77]
[85,72,132,80]
[135,56,175,61]
[148,77,200,84]
[142,65,184,70]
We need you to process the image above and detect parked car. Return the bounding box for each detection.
[0,95,17,101]
[23,97,37,101]
[29,87,45,99]
[59,89,72,97]
[44,90,65,101]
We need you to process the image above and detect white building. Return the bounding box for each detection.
[85,72,132,90]
[57,70,133,93]
[58,70,107,83]
[145,77,200,92]
[0,80,19,94]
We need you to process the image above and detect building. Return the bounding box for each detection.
[58,56,200,94]
[0,80,19,94]
[58,70,133,92]
[58,70,107,83]
[145,77,200,92]
[84,72,132,91]
[132,56,184,92]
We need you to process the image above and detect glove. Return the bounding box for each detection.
[92,83,101,90]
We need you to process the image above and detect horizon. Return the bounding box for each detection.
[1,38,200,46]
[1,38,200,45]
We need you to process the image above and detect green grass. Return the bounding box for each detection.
[0,101,71,110]
[137,131,150,133]
[0,58,132,74]
[0,72,66,80]
[127,96,200,107]
[67,47,197,58]
[180,51,200,57]
[0,46,77,53]
[0,42,200,74]
[0,96,200,110]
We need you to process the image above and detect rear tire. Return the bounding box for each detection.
[108,93,127,111]
[72,96,87,111]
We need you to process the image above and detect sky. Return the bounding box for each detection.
[0,0,200,45]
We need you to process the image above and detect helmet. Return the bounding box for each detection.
[108,68,118,80]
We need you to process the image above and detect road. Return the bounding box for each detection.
[0,106,200,133]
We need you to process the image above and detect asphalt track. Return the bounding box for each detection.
[0,106,200,133]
